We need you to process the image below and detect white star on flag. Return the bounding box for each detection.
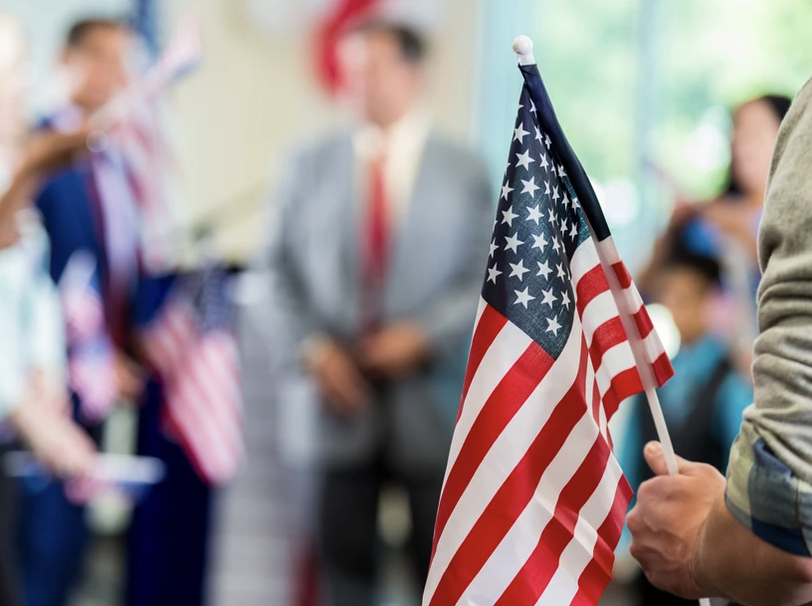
[515,150,535,170]
[531,233,548,251]
[526,205,543,225]
[545,314,562,336]
[534,126,543,143]
[544,180,551,195]
[536,259,552,279]
[504,233,524,253]
[556,263,567,281]
[501,206,518,226]
[514,287,535,308]
[561,290,571,310]
[521,177,540,197]
[569,223,579,241]
[540,153,549,172]
[547,209,558,226]
[514,123,529,143]
[509,260,530,281]
[544,133,552,149]
[487,264,502,284]
[530,98,537,113]
[500,181,514,201]
[552,186,561,202]
[558,164,567,178]
[540,287,557,309]
[489,239,498,258]
[552,236,562,253]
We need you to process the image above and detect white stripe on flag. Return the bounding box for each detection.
[425,320,583,601]
[580,290,617,347]
[444,318,531,472]
[594,342,636,398]
[451,409,599,606]
[569,238,600,284]
[533,455,625,606]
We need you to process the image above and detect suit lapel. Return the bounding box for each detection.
[333,136,362,329]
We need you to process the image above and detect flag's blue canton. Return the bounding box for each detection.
[482,86,591,360]
[182,268,236,334]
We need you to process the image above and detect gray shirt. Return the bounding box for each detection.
[726,77,812,556]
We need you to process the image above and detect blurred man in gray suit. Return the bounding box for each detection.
[266,22,493,606]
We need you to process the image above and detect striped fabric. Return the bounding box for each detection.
[101,15,203,274]
[422,62,673,606]
[140,269,243,485]
[59,251,118,424]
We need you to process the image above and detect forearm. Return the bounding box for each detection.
[695,493,812,606]
[0,164,38,232]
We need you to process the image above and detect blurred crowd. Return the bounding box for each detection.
[0,5,798,606]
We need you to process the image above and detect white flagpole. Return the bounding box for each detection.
[512,34,712,606]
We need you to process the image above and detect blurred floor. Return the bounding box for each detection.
[207,292,294,606]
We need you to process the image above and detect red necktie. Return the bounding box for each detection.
[360,154,389,332]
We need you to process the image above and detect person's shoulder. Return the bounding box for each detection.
[425,132,488,176]
[287,130,353,166]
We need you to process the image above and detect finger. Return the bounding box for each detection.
[356,337,384,368]
[643,441,692,476]
[328,371,367,414]
[338,366,371,407]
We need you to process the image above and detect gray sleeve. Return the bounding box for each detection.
[263,148,323,353]
[416,158,494,361]
[726,77,812,556]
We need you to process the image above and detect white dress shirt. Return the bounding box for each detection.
[352,110,431,223]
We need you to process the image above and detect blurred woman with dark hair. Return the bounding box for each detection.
[639,94,792,376]
[698,95,792,259]
[642,95,791,284]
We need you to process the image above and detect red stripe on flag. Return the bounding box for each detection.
[591,378,601,430]
[458,305,508,419]
[601,367,643,421]
[570,476,634,606]
[587,316,627,370]
[493,436,612,606]
[428,340,588,606]
[632,305,654,340]
[652,351,675,386]
[612,261,633,290]
[575,265,610,316]
[433,339,554,548]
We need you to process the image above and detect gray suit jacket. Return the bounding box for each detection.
[266,131,493,473]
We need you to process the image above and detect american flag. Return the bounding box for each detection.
[96,13,203,274]
[139,268,243,485]
[422,63,674,606]
[60,252,118,424]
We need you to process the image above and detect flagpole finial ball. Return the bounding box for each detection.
[512,35,533,56]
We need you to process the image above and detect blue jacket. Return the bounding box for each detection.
[36,164,108,288]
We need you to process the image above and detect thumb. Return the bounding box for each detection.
[643,441,676,476]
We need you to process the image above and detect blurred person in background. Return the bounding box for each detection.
[639,95,791,374]
[0,13,96,606]
[618,246,752,605]
[626,77,812,606]
[19,17,145,606]
[266,21,493,606]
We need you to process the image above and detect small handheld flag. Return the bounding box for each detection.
[422,36,679,606]
[137,268,243,486]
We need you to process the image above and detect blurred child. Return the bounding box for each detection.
[619,248,753,606]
